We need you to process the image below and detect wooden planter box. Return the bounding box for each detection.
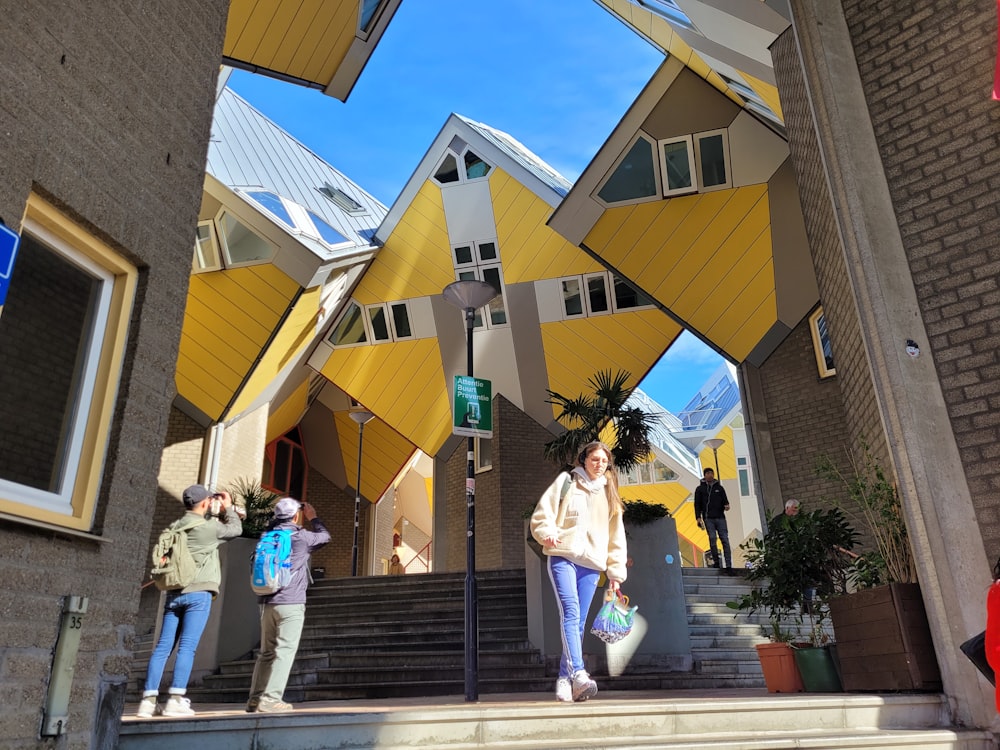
[828,582,941,692]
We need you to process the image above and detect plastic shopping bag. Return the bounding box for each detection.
[590,589,637,644]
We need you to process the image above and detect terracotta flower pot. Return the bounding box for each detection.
[755,641,804,693]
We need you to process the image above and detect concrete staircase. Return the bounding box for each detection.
[134,566,804,701]
[189,568,551,702]
[119,692,995,750]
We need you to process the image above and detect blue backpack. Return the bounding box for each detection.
[250,529,294,595]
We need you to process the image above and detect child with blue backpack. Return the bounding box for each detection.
[246,496,330,713]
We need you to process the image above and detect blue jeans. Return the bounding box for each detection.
[144,590,213,695]
[547,556,600,678]
[705,516,731,568]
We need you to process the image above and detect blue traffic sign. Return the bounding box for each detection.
[0,223,21,306]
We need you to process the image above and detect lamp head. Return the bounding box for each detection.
[442,279,498,311]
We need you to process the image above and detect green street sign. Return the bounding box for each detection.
[453,375,492,438]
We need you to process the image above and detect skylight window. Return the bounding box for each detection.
[246,191,295,228]
[307,210,350,246]
[318,184,366,214]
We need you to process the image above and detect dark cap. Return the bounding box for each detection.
[182,484,212,508]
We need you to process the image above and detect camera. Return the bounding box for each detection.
[207,493,224,519]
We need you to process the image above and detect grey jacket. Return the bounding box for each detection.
[259,517,331,605]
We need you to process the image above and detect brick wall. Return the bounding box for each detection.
[771,27,890,485]
[838,0,1000,558]
[303,468,362,579]
[756,317,856,521]
[0,3,227,747]
[443,395,560,572]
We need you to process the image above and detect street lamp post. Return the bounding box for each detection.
[349,408,375,577]
[704,438,725,476]
[442,279,499,703]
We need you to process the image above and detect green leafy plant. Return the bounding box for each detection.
[543,369,661,474]
[816,446,915,586]
[227,477,279,538]
[727,507,858,645]
[622,499,669,526]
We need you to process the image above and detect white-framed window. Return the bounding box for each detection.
[596,132,660,205]
[215,210,277,267]
[329,299,414,347]
[737,456,752,497]
[475,437,492,473]
[660,136,697,196]
[453,240,498,268]
[619,458,677,486]
[558,271,654,319]
[456,265,508,329]
[193,220,222,273]
[0,194,137,531]
[809,306,836,378]
[359,0,389,37]
[433,146,493,186]
[318,183,367,215]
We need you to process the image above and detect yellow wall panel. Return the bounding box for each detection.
[319,339,452,455]
[659,188,768,308]
[335,412,416,503]
[698,426,735,479]
[741,70,783,122]
[267,380,310,444]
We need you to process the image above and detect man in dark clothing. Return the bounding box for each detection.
[246,497,330,713]
[694,468,732,571]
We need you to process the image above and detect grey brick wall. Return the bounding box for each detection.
[303,468,362,579]
[837,0,1000,557]
[0,2,227,747]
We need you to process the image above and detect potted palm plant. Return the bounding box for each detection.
[729,506,857,692]
[817,448,942,691]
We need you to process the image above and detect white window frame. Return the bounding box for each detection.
[193,220,222,273]
[215,209,277,268]
[433,148,493,186]
[455,265,509,330]
[0,195,137,531]
[559,271,655,319]
[594,131,662,208]
[693,128,732,192]
[330,299,414,348]
[474,437,492,473]
[737,456,752,497]
[659,135,697,196]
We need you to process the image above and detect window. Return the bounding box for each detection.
[660,137,696,196]
[597,134,659,204]
[433,147,492,186]
[359,0,387,34]
[634,0,697,31]
[456,265,507,329]
[318,183,366,214]
[738,456,752,497]
[193,220,221,273]
[246,190,295,228]
[658,130,732,197]
[559,271,654,318]
[0,194,137,531]
[329,299,413,347]
[307,210,350,246]
[475,437,492,473]
[453,240,497,267]
[216,210,276,266]
[619,458,677,486]
[264,427,308,500]
[809,307,836,378]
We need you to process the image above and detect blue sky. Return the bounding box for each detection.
[228,0,724,414]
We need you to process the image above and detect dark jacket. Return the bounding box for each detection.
[259,517,331,605]
[694,480,729,521]
[179,509,243,596]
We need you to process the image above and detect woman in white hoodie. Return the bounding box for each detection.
[530,441,628,703]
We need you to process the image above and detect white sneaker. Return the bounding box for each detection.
[555,677,572,702]
[571,670,598,702]
[136,695,159,718]
[161,695,195,717]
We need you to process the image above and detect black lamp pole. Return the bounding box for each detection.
[349,409,375,577]
[443,279,499,703]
